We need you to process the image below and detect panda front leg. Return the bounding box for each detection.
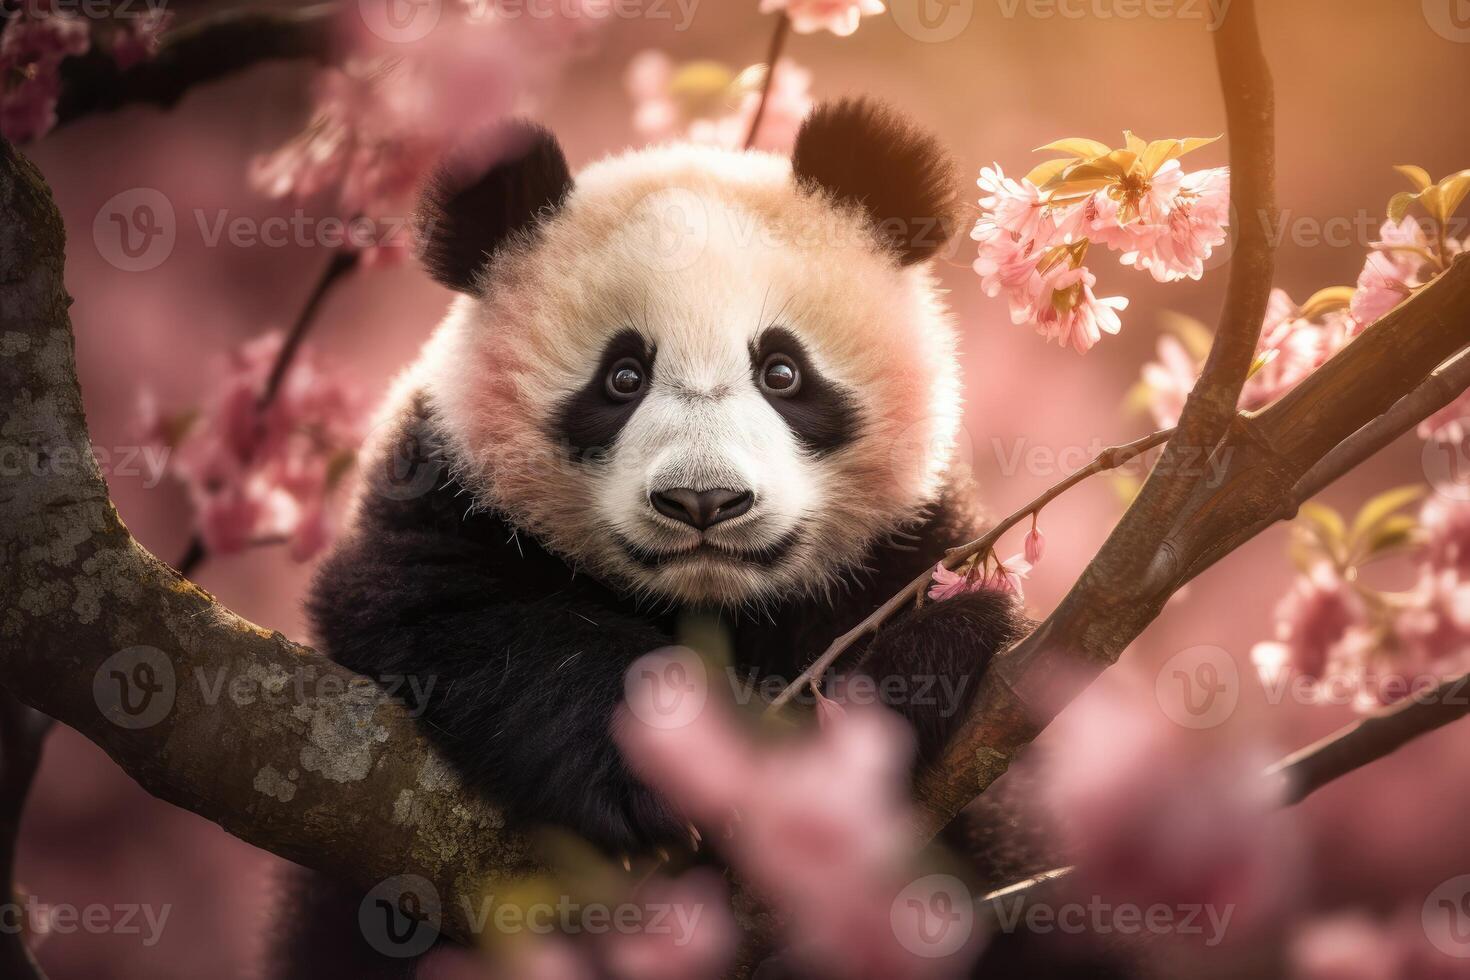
[851,588,1029,764]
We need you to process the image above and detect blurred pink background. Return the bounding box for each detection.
[15,1,1470,976]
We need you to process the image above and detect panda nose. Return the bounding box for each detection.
[650,488,754,530]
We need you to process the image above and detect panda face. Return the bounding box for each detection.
[415,105,963,606]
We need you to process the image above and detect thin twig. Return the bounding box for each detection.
[173,248,359,577]
[0,691,53,980]
[766,427,1175,712]
[1293,343,1470,505]
[743,15,791,151]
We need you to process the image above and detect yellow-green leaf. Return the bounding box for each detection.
[1387,191,1420,223]
[1123,130,1148,157]
[1298,501,1348,560]
[1247,347,1279,380]
[1024,157,1074,187]
[1348,484,1424,547]
[1394,164,1433,192]
[1033,137,1113,160]
[1141,135,1222,176]
[1359,514,1422,563]
[1437,170,1470,222]
[1123,380,1155,417]
[1420,184,1447,225]
[1297,285,1357,321]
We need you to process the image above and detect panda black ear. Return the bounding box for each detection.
[415,122,573,293]
[791,98,960,266]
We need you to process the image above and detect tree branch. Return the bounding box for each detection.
[0,691,52,980]
[767,426,1175,712]
[50,4,339,134]
[985,667,1470,910]
[0,138,534,944]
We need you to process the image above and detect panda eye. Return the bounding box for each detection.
[760,354,801,397]
[605,358,646,401]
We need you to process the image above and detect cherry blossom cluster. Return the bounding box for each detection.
[250,2,605,264]
[1250,487,1470,712]
[624,51,813,153]
[974,135,1231,353]
[0,3,171,142]
[137,333,368,562]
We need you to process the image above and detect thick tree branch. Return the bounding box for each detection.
[0,138,533,943]
[0,691,52,980]
[50,4,339,134]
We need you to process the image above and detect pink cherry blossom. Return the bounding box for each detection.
[1140,333,1197,428]
[1251,563,1362,686]
[616,659,982,979]
[146,332,367,561]
[1114,166,1230,283]
[759,0,887,37]
[1024,522,1046,564]
[1350,217,1432,326]
[1033,264,1127,354]
[0,9,91,142]
[976,165,1053,243]
[110,8,172,70]
[1039,685,1293,936]
[1288,913,1408,980]
[593,869,739,980]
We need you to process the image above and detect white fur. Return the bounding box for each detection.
[395,142,962,607]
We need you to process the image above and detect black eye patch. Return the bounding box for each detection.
[553,328,656,458]
[749,327,859,455]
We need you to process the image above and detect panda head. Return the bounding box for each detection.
[413,99,966,607]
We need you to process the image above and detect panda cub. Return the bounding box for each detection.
[281,98,1027,975]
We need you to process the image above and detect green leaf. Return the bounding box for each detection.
[1297,286,1357,321]
[1297,501,1348,563]
[1024,157,1074,187]
[1387,190,1420,223]
[1359,514,1422,563]
[1438,170,1470,222]
[1348,485,1424,549]
[1394,164,1433,191]
[1033,137,1113,160]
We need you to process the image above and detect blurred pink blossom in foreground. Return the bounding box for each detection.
[616,649,982,979]
[1039,685,1293,942]
[1289,910,1470,980]
[108,8,172,70]
[759,0,887,36]
[137,332,367,561]
[625,50,813,152]
[251,3,603,263]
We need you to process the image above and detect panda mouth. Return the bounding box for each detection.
[615,530,801,569]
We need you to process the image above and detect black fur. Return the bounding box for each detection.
[553,328,657,456]
[749,326,861,455]
[792,98,962,265]
[415,122,573,293]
